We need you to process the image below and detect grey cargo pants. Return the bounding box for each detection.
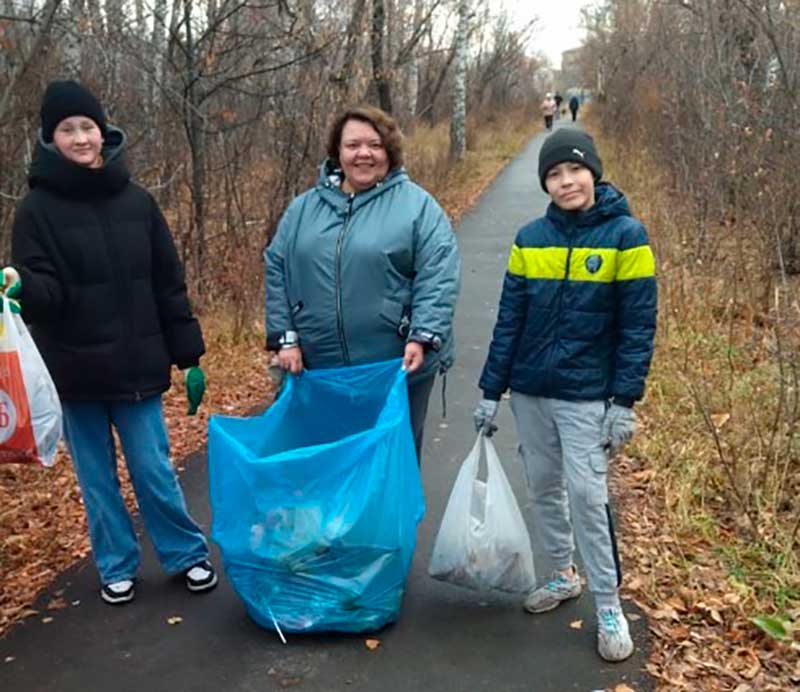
[510,393,622,609]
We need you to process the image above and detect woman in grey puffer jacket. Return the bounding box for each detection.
[265,106,461,459]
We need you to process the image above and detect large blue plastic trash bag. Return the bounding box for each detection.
[208,358,425,633]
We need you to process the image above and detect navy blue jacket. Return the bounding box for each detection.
[479,183,657,403]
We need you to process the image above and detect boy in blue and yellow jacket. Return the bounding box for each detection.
[473,128,657,662]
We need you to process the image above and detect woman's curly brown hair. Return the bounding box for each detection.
[326,106,404,171]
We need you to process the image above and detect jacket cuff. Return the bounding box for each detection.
[408,329,442,352]
[266,331,284,351]
[611,396,635,408]
[482,390,502,402]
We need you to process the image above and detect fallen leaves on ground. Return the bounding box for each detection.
[166,616,183,625]
[611,452,799,690]
[364,639,381,651]
[570,619,584,630]
[46,596,68,611]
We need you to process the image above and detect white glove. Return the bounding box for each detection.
[473,398,499,435]
[602,403,637,454]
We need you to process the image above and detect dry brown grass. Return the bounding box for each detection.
[585,108,800,689]
[407,108,539,223]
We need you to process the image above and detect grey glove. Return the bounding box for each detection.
[602,403,637,454]
[473,398,499,435]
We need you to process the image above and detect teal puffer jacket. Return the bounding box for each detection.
[265,161,461,379]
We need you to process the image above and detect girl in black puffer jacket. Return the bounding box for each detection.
[3,81,217,605]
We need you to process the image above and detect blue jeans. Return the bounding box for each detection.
[62,396,208,585]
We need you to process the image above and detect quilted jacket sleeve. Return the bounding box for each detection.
[612,222,657,401]
[264,202,297,350]
[409,194,461,343]
[149,196,205,369]
[11,200,66,323]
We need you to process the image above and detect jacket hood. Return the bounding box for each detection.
[29,125,131,198]
[545,182,632,230]
[315,158,409,213]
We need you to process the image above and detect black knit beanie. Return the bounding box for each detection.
[40,80,107,143]
[538,129,602,191]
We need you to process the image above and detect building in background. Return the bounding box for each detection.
[560,47,592,102]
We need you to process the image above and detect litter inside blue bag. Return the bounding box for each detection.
[208,359,425,634]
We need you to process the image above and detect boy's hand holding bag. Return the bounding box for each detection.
[472,398,498,436]
[428,433,535,593]
[603,402,637,454]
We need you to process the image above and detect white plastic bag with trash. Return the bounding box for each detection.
[429,434,535,592]
[0,295,62,466]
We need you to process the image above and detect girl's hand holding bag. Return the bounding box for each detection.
[0,294,62,466]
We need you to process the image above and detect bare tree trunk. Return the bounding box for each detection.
[183,0,206,289]
[370,0,393,113]
[404,0,424,123]
[334,0,367,101]
[449,0,468,160]
[152,0,169,94]
[0,0,63,124]
[62,0,87,75]
[134,0,145,35]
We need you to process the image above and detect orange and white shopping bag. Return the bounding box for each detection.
[0,295,61,465]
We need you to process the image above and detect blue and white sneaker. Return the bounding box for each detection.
[523,568,582,613]
[597,607,635,662]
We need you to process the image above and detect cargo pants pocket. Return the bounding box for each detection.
[586,448,609,506]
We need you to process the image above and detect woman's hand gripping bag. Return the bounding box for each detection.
[208,359,424,634]
[428,434,535,593]
[0,296,62,465]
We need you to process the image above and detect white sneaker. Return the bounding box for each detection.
[185,560,218,593]
[597,607,634,662]
[523,568,582,613]
[101,579,135,605]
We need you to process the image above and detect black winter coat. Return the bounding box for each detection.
[11,128,204,401]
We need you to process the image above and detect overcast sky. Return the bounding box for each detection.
[499,0,589,69]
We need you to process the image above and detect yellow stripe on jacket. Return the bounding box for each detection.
[507,245,655,283]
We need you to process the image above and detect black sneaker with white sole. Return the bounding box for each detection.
[101,579,135,605]
[185,560,218,593]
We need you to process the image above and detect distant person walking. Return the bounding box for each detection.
[540,93,557,131]
[569,95,580,122]
[554,92,563,120]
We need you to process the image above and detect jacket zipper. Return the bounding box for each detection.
[335,195,355,364]
[96,202,141,400]
[547,231,574,392]
[559,232,575,315]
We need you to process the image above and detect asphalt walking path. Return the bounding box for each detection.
[0,122,652,692]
